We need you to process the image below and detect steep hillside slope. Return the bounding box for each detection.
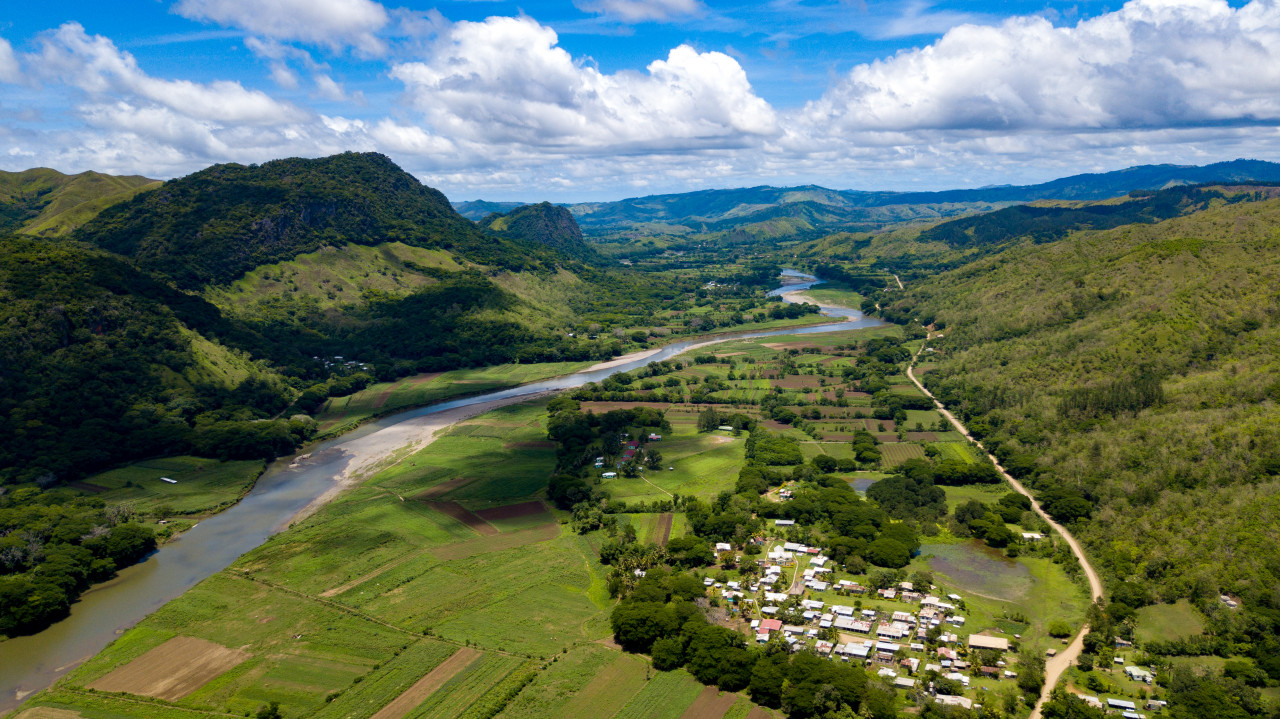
[75,153,548,288]
[484,202,596,261]
[0,168,160,236]
[0,236,300,484]
[884,199,1280,672]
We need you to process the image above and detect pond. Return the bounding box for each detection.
[919,541,1033,603]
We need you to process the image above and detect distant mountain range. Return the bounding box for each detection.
[453,158,1280,235]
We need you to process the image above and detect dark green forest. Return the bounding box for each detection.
[881,195,1280,702]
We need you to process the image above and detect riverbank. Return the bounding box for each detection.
[288,391,555,526]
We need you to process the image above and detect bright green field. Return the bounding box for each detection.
[943,483,1012,512]
[1135,599,1206,644]
[81,456,265,517]
[603,426,746,503]
[314,362,593,435]
[611,668,706,719]
[931,442,979,464]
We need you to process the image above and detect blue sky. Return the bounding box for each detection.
[1,0,1277,200]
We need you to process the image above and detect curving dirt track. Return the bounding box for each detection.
[906,339,1103,719]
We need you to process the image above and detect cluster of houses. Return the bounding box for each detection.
[699,540,1038,704]
[314,355,372,371]
[1070,695,1165,718]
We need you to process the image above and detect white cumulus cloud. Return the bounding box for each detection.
[0,38,20,84]
[389,15,775,153]
[173,0,390,55]
[31,23,303,125]
[798,0,1280,137]
[575,0,705,22]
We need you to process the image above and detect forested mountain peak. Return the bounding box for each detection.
[72,152,487,288]
[484,201,594,261]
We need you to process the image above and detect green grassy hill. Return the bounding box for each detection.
[0,167,160,236]
[886,196,1280,620]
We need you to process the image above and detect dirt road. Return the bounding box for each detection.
[906,341,1103,719]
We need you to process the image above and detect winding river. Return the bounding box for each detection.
[0,270,880,710]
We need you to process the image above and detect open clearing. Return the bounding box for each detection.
[87,636,249,700]
[370,647,481,719]
[679,686,738,719]
[1136,600,1206,644]
[80,456,264,516]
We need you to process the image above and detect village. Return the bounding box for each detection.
[695,527,1166,717]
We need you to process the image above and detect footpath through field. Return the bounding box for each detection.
[906,337,1104,719]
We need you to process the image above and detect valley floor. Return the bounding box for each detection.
[8,323,1105,719]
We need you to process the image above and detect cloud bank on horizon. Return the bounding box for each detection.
[1,0,1278,200]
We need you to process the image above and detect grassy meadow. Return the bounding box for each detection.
[314,363,593,435]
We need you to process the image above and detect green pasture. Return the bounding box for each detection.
[604,431,746,503]
[371,401,556,508]
[1136,600,1206,644]
[943,484,1011,512]
[80,456,264,517]
[314,362,591,434]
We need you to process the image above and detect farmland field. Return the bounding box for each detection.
[878,443,926,468]
[553,651,650,719]
[613,669,706,719]
[474,500,556,531]
[930,442,979,464]
[495,644,635,719]
[404,652,527,719]
[87,636,248,701]
[679,686,738,719]
[371,647,480,719]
